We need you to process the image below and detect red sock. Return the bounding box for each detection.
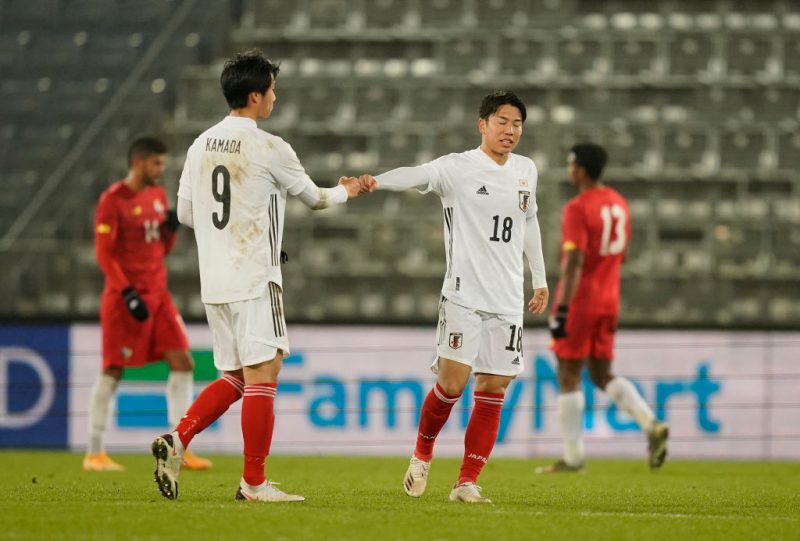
[241,383,277,486]
[175,374,243,448]
[414,382,461,462]
[458,392,504,485]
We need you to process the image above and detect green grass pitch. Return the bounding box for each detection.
[0,452,797,541]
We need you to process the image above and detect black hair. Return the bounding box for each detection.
[128,136,166,165]
[479,90,527,123]
[220,49,280,109]
[570,143,608,180]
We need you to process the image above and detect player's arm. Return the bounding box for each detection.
[94,195,130,291]
[177,196,194,228]
[95,195,149,321]
[176,149,195,228]
[524,203,549,314]
[156,190,179,255]
[271,141,362,209]
[371,166,433,192]
[549,203,587,338]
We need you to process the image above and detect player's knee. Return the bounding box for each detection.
[103,366,123,380]
[556,361,582,392]
[588,362,612,390]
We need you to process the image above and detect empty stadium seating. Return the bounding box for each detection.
[2,0,799,328]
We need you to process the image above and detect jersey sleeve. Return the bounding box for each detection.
[562,201,588,253]
[524,207,547,289]
[157,187,177,255]
[94,192,130,290]
[269,139,348,209]
[177,147,195,202]
[418,156,453,197]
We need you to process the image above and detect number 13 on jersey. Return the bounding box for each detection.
[599,204,627,256]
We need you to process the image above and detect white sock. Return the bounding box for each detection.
[166,371,194,428]
[606,376,655,434]
[558,391,585,466]
[87,374,118,454]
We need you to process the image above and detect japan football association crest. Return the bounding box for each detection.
[449,332,463,350]
[519,190,531,212]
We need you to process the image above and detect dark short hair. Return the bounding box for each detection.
[221,49,280,109]
[570,143,608,180]
[128,136,166,165]
[479,90,527,123]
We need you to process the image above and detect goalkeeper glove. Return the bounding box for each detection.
[163,209,180,233]
[280,251,288,264]
[122,287,149,321]
[549,304,569,339]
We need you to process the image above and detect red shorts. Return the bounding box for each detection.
[550,311,617,361]
[100,289,189,369]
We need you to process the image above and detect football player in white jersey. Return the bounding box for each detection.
[358,91,549,503]
[151,50,369,502]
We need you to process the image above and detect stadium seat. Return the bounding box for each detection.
[611,38,659,76]
[497,38,548,77]
[725,33,774,77]
[555,38,606,76]
[668,32,715,77]
[363,0,412,29]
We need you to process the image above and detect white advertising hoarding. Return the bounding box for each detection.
[68,324,800,460]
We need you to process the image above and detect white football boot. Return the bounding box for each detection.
[235,479,305,502]
[449,482,492,504]
[151,433,184,500]
[403,457,431,497]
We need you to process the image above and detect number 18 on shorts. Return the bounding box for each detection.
[434,297,524,377]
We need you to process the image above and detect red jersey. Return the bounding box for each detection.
[556,185,630,315]
[94,180,176,294]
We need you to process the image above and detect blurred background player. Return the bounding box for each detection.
[150,50,369,502]
[539,143,669,474]
[359,90,549,503]
[86,136,211,472]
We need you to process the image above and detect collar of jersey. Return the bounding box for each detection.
[474,146,512,169]
[223,115,257,128]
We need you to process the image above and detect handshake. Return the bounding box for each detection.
[338,174,377,199]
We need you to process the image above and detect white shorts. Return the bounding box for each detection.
[204,283,289,371]
[434,296,524,377]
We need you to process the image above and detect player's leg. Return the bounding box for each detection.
[163,348,213,470]
[450,312,523,503]
[536,357,587,473]
[405,357,471,497]
[152,303,243,499]
[86,292,146,472]
[152,293,214,470]
[537,313,592,474]
[84,365,125,471]
[588,314,668,469]
[404,297,478,497]
[234,286,303,502]
[449,372,512,504]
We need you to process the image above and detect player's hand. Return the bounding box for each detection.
[549,304,569,339]
[121,287,149,321]
[163,209,180,233]
[528,287,549,314]
[338,176,361,199]
[280,251,289,264]
[358,174,377,193]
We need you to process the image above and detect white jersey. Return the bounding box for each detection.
[377,148,546,315]
[177,115,346,304]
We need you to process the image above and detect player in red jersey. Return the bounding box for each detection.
[84,136,210,472]
[538,143,668,473]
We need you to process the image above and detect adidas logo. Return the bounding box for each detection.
[511,357,520,365]
[476,186,489,195]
